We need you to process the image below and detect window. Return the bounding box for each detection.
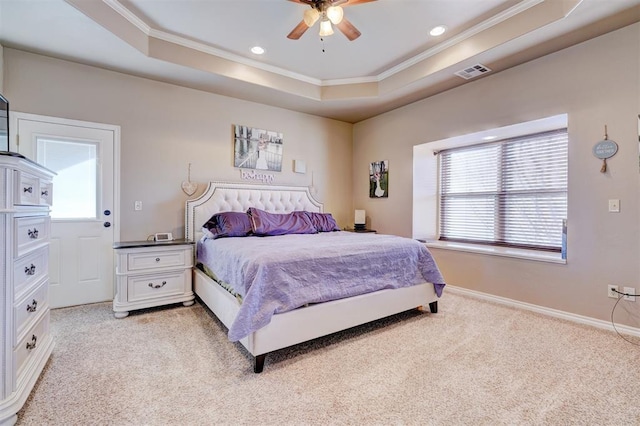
[37,138,99,219]
[438,128,568,252]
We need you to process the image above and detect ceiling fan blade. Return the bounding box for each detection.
[341,0,377,7]
[287,0,316,5]
[287,20,310,40]
[336,18,361,41]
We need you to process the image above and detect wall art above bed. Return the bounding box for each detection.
[233,124,283,172]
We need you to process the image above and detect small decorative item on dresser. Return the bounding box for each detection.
[112,239,195,318]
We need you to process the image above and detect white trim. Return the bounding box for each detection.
[10,111,121,242]
[426,240,566,264]
[378,0,544,81]
[102,0,544,88]
[447,285,640,338]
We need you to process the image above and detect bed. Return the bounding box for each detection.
[185,181,445,373]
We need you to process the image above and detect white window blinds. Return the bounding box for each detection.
[438,128,568,251]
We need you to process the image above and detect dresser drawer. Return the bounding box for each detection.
[14,247,49,300]
[14,311,50,379]
[14,280,49,346]
[127,269,190,303]
[125,248,191,272]
[14,215,50,258]
[39,181,53,206]
[14,171,40,205]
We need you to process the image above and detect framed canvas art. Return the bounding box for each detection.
[369,160,388,198]
[233,125,283,172]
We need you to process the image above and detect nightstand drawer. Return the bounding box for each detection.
[14,311,50,379]
[14,280,49,346]
[125,248,191,272]
[127,269,190,302]
[14,215,50,258]
[14,247,49,300]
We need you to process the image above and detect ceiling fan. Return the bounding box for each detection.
[287,0,376,41]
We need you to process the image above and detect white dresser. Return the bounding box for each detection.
[113,240,195,318]
[0,153,55,425]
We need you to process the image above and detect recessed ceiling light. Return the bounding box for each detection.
[429,25,447,37]
[251,46,265,55]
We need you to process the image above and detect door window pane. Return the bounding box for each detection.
[37,138,98,219]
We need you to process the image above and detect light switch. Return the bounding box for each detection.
[608,199,620,213]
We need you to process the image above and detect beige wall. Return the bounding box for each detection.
[0,44,4,93]
[353,23,640,325]
[3,49,353,240]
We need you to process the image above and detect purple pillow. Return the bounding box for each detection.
[202,211,252,239]
[306,212,340,232]
[247,208,317,236]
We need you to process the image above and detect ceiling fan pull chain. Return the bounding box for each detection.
[321,37,326,53]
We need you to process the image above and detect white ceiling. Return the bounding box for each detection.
[0,0,638,123]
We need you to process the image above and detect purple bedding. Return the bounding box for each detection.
[197,231,445,342]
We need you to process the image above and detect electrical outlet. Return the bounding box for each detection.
[608,285,619,299]
[134,201,142,211]
[623,287,636,302]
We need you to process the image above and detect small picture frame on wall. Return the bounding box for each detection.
[233,124,284,172]
[369,160,389,198]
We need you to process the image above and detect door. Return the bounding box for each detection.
[15,113,119,308]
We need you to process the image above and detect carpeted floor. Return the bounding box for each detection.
[16,292,640,425]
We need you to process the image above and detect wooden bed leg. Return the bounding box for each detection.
[429,301,438,314]
[254,354,266,373]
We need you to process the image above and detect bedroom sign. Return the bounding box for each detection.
[240,169,275,184]
[593,125,618,173]
[233,124,283,172]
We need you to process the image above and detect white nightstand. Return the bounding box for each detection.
[112,240,195,318]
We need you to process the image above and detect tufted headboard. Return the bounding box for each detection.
[185,181,323,241]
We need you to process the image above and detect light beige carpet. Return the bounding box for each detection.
[17,292,640,425]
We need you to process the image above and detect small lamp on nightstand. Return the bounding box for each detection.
[354,209,366,231]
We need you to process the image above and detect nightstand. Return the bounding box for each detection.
[112,240,195,318]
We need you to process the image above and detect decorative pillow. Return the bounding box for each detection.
[305,212,340,232]
[247,208,317,236]
[202,211,252,239]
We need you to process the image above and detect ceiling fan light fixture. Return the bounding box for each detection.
[319,18,334,36]
[303,8,320,26]
[326,6,344,25]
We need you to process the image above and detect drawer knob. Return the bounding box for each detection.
[155,258,161,262]
[26,299,38,313]
[26,334,37,351]
[24,264,37,276]
[41,189,49,196]
[148,281,167,289]
[27,228,39,239]
[23,186,33,194]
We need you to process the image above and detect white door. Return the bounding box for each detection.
[14,114,119,308]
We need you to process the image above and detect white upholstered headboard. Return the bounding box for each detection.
[185,181,323,241]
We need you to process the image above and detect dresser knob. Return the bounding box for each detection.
[27,228,39,239]
[23,186,33,193]
[148,281,167,289]
[41,189,49,196]
[26,299,38,313]
[26,334,37,351]
[155,258,160,262]
[24,264,36,276]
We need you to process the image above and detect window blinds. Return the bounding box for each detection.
[438,128,568,251]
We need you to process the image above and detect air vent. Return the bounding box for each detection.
[455,64,492,80]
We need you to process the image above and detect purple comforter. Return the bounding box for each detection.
[197,232,445,341]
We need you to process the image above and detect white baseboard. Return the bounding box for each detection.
[446,285,640,338]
